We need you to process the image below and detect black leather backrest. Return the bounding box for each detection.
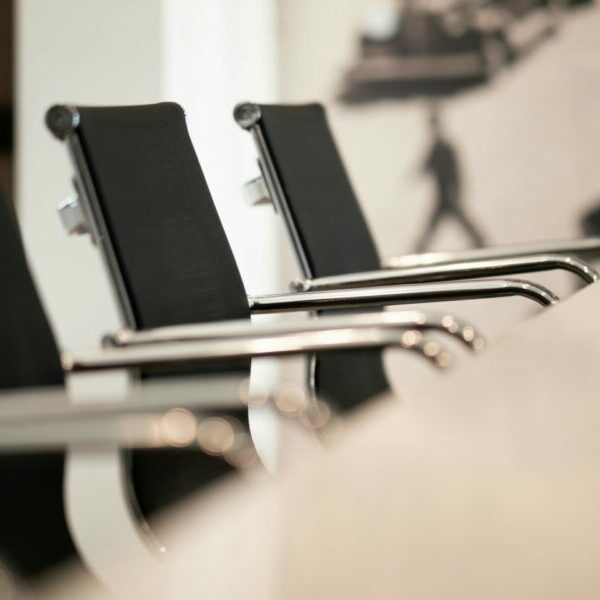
[258,103,381,277]
[75,103,250,330]
[71,104,250,517]
[257,104,389,411]
[0,188,64,389]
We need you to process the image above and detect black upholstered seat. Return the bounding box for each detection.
[255,103,390,409]
[0,187,76,580]
[58,103,252,517]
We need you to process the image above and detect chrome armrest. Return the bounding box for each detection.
[63,322,454,373]
[385,238,600,269]
[292,255,597,292]
[249,279,558,313]
[0,377,250,451]
[105,311,485,353]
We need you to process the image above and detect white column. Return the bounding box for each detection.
[161,0,280,296]
[161,0,283,473]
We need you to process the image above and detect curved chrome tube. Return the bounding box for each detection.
[292,254,598,291]
[249,279,558,312]
[0,377,251,451]
[104,311,484,353]
[63,325,454,373]
[386,238,600,269]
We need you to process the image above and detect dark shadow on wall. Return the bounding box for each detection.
[414,104,486,253]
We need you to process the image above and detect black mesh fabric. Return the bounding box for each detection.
[75,103,250,516]
[76,103,250,330]
[0,189,76,579]
[258,103,389,411]
[258,103,381,277]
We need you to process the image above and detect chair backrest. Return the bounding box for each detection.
[0,186,76,581]
[47,102,250,332]
[245,102,381,278]
[235,102,389,411]
[46,103,249,517]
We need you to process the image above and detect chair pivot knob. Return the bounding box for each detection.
[57,195,89,236]
[242,176,271,207]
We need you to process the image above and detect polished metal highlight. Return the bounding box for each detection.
[0,375,249,419]
[105,311,485,353]
[233,102,263,130]
[0,407,259,469]
[63,324,455,373]
[386,238,600,269]
[402,332,453,368]
[292,254,598,290]
[57,195,89,236]
[249,279,558,312]
[242,175,270,206]
[0,376,249,451]
[45,104,80,140]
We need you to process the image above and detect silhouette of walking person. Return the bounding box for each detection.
[415,106,486,253]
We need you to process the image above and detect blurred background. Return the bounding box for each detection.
[1,0,599,389]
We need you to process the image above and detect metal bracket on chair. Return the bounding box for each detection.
[57,195,89,236]
[242,176,271,207]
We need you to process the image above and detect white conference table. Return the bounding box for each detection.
[40,282,600,599]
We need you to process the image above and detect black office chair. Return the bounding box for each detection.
[45,104,266,530]
[0,181,252,584]
[0,165,451,586]
[234,102,599,293]
[47,102,562,418]
[0,185,76,581]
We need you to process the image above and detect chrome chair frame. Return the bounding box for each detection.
[233,102,599,292]
[48,105,557,327]
[47,104,556,377]
[44,104,490,402]
[386,238,600,269]
[0,377,249,452]
[65,318,456,372]
[291,255,597,292]
[103,311,485,352]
